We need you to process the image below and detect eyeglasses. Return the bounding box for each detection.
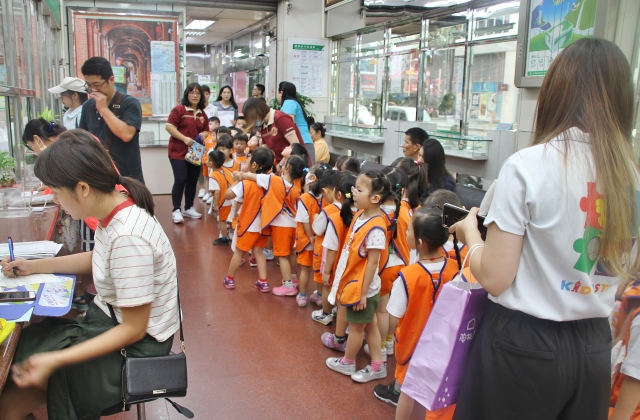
[351,186,372,197]
[84,80,107,92]
[188,91,201,96]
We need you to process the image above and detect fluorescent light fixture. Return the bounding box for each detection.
[186,20,215,30]
[185,30,207,37]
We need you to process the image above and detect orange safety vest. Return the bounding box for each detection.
[296,192,321,253]
[336,211,387,306]
[380,205,412,269]
[401,200,415,217]
[610,307,640,419]
[234,153,247,164]
[260,175,302,231]
[439,243,468,264]
[210,169,229,208]
[224,159,241,175]
[395,259,459,367]
[236,180,265,237]
[325,208,354,275]
[313,203,341,274]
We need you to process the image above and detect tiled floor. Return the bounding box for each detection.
[35,195,427,419]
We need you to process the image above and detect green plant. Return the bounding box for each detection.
[270,93,316,120]
[37,107,60,121]
[0,152,16,187]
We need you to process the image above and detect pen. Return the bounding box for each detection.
[7,237,17,277]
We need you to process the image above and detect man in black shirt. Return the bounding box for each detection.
[79,57,144,183]
[252,83,266,102]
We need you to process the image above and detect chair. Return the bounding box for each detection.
[455,184,486,209]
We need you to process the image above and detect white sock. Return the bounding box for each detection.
[284,280,293,289]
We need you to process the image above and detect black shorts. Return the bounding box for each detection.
[453,300,611,420]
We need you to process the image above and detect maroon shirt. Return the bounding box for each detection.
[167,104,209,160]
[260,110,307,162]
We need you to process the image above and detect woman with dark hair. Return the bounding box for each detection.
[310,122,329,163]
[419,138,455,199]
[166,83,209,224]
[22,118,66,154]
[242,98,308,162]
[451,38,639,420]
[213,85,238,126]
[0,130,180,419]
[278,81,315,162]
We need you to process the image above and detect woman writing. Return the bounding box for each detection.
[0,130,180,419]
[166,83,209,224]
[242,98,308,162]
[22,118,66,154]
[450,38,639,420]
[278,81,315,163]
[213,85,238,127]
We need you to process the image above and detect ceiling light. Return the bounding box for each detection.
[186,20,215,30]
[185,30,207,37]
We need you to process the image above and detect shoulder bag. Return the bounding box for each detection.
[107,287,193,418]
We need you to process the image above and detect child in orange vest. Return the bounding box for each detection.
[217,134,241,174]
[373,206,459,420]
[232,133,249,164]
[207,150,233,244]
[240,155,306,294]
[202,126,229,203]
[610,305,640,419]
[325,170,391,383]
[222,147,274,290]
[310,169,341,324]
[295,163,330,307]
[366,166,410,361]
[319,172,357,350]
[423,189,468,266]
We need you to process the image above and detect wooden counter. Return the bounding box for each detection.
[0,206,60,392]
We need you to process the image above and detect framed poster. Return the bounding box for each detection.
[514,0,611,88]
[288,38,329,98]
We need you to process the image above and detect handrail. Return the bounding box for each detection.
[0,86,37,97]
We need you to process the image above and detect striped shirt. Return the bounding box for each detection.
[93,199,179,342]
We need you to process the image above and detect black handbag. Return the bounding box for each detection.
[107,288,193,418]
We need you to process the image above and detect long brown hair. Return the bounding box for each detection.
[242,98,271,135]
[34,129,155,216]
[533,38,638,279]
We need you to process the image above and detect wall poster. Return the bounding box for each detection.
[288,38,329,98]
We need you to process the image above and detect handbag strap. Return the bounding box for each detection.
[106,284,185,351]
[105,90,125,151]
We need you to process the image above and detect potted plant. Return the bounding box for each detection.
[0,152,16,187]
[270,93,316,122]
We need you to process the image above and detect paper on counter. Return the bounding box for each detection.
[0,273,63,288]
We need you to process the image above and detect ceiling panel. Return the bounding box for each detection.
[185,6,273,45]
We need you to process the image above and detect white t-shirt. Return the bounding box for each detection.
[296,194,317,251]
[328,214,386,304]
[231,182,261,232]
[622,315,640,380]
[208,178,232,207]
[63,106,82,130]
[485,128,633,321]
[256,174,296,228]
[381,204,404,268]
[223,160,235,169]
[93,202,180,342]
[387,261,446,318]
[204,104,218,119]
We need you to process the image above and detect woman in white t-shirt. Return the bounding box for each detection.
[0,130,180,419]
[450,38,640,419]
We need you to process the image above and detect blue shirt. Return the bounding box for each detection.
[280,99,312,144]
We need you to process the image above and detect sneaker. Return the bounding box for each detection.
[263,249,275,261]
[223,276,235,290]
[351,364,387,383]
[202,192,211,201]
[198,188,206,198]
[326,357,355,376]
[172,209,184,224]
[182,207,202,219]
[213,237,230,246]
[321,332,347,351]
[309,291,323,307]
[255,280,270,293]
[373,382,400,407]
[296,293,307,307]
[206,196,214,205]
[249,257,258,267]
[331,306,338,317]
[385,340,394,356]
[272,284,298,296]
[364,344,387,361]
[311,309,333,325]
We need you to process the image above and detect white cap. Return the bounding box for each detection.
[48,77,86,94]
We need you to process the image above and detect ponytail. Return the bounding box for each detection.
[391,157,427,209]
[381,166,408,239]
[118,176,155,217]
[336,172,357,227]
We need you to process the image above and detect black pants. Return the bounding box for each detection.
[453,301,611,420]
[170,158,200,212]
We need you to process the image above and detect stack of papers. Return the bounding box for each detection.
[0,241,63,260]
[0,273,62,288]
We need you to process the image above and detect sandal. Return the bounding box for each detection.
[72,296,89,312]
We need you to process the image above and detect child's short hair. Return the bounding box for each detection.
[423,189,462,209]
[216,134,233,149]
[315,168,339,197]
[216,126,230,136]
[210,116,220,124]
[334,155,348,171]
[411,206,449,252]
[208,150,225,168]
[342,157,360,174]
[250,147,275,174]
[233,134,249,144]
[290,143,309,159]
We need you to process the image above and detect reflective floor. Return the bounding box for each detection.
[35,195,425,419]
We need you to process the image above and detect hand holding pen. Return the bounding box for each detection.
[7,237,18,277]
